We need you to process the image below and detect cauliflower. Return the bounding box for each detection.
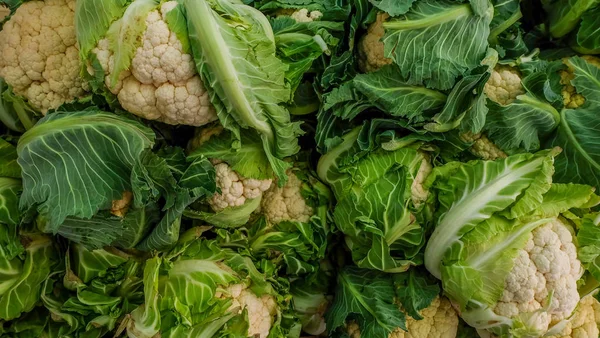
[187,124,224,154]
[217,283,278,338]
[111,191,133,218]
[0,0,89,113]
[347,297,459,338]
[357,12,392,73]
[488,219,583,335]
[460,133,508,161]
[261,170,313,224]
[483,65,525,106]
[275,8,323,22]
[210,162,272,212]
[560,56,600,109]
[547,295,600,338]
[411,154,433,207]
[93,1,217,126]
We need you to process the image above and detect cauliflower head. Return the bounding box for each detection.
[93,1,217,126]
[483,65,525,106]
[548,295,600,338]
[347,297,459,338]
[490,219,583,335]
[275,8,323,23]
[261,170,313,224]
[0,0,89,113]
[210,162,272,212]
[357,12,392,73]
[218,283,278,338]
[560,56,600,109]
[460,133,508,161]
[410,154,433,207]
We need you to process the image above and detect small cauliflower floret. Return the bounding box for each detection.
[560,56,600,109]
[411,154,433,207]
[493,219,583,334]
[483,65,525,105]
[111,191,133,218]
[0,0,89,113]
[261,171,313,224]
[218,284,278,338]
[347,297,459,338]
[460,133,508,161]
[289,8,323,22]
[357,12,392,73]
[93,1,217,126]
[548,295,600,338]
[210,163,272,212]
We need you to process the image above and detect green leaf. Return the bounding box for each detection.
[0,235,57,320]
[393,268,440,320]
[547,0,600,38]
[577,213,600,282]
[75,0,129,59]
[382,0,493,90]
[424,150,558,279]
[0,177,20,227]
[184,0,302,183]
[368,0,416,17]
[127,257,161,338]
[569,56,600,108]
[485,94,561,151]
[71,244,128,284]
[17,111,155,231]
[548,108,600,190]
[0,138,20,178]
[326,267,405,338]
[571,7,600,54]
[188,131,273,180]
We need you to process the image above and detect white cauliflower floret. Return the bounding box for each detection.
[93,1,217,126]
[347,297,459,338]
[357,12,392,73]
[460,133,508,161]
[494,219,583,333]
[0,0,89,113]
[548,295,600,338]
[289,8,323,22]
[218,284,278,338]
[261,171,313,224]
[210,163,272,212]
[483,65,525,106]
[411,154,433,207]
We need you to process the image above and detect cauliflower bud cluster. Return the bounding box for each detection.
[261,170,313,224]
[347,296,459,338]
[0,0,89,113]
[216,283,278,338]
[93,1,217,126]
[492,219,583,334]
[210,162,273,212]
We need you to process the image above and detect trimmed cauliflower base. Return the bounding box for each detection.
[210,163,272,212]
[357,12,392,73]
[347,297,459,338]
[483,65,525,106]
[0,0,89,113]
[560,56,600,109]
[261,171,313,224]
[218,284,278,338]
[548,295,600,338]
[493,219,583,334]
[94,2,217,126]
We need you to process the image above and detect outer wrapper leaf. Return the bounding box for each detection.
[17,111,155,231]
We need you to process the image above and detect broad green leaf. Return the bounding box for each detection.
[184,0,302,183]
[569,56,600,108]
[368,0,416,17]
[0,177,20,227]
[326,267,405,338]
[489,0,522,44]
[548,108,600,190]
[424,150,557,279]
[71,244,128,283]
[0,235,57,320]
[382,0,493,90]
[75,0,129,59]
[485,94,561,151]
[571,7,600,54]
[547,0,600,38]
[17,111,155,231]
[577,213,600,282]
[127,257,161,338]
[393,268,440,320]
[0,138,20,178]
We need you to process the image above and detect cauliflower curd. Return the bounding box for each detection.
[93,1,217,126]
[0,0,89,113]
